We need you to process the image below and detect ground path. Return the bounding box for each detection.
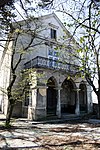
[0,114,100,149]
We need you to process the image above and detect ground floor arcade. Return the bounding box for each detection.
[0,69,92,120]
[21,70,92,120]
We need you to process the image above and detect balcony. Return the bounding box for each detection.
[24,56,78,74]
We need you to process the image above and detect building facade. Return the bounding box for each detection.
[0,13,93,120]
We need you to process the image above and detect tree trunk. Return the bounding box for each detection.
[6,101,14,126]
[97,93,100,119]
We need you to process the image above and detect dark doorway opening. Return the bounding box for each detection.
[47,77,57,116]
[61,79,76,114]
[79,83,87,113]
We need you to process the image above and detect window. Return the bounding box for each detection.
[54,58,58,67]
[49,60,53,67]
[51,29,56,40]
[48,57,53,67]
[54,51,59,57]
[48,49,53,55]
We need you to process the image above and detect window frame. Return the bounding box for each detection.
[51,28,57,40]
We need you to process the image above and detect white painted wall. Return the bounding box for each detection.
[15,13,79,69]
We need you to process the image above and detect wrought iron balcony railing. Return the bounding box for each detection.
[24,56,78,74]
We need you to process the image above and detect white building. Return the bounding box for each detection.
[0,13,92,120]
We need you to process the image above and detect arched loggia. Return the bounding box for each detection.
[47,77,57,116]
[61,78,76,114]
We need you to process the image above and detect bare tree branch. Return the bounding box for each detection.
[59,10,100,34]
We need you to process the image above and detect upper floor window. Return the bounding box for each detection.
[51,29,56,40]
[48,46,59,59]
[48,49,53,55]
[48,57,53,67]
[54,51,59,57]
[54,58,58,67]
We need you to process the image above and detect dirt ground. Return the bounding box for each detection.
[0,115,100,150]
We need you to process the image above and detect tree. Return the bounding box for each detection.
[38,0,100,117]
[5,29,35,126]
[0,0,45,126]
[57,0,100,117]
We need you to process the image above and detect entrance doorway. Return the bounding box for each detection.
[47,77,57,115]
[61,79,76,114]
[79,83,87,113]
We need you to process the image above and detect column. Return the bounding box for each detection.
[56,86,62,118]
[87,85,93,113]
[28,88,36,120]
[35,86,47,120]
[75,88,80,115]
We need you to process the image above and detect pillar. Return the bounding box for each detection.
[28,88,36,120]
[35,86,47,120]
[56,86,62,118]
[87,85,93,113]
[75,88,80,115]
[28,86,47,120]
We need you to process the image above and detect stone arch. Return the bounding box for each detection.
[46,76,57,116]
[79,81,87,113]
[61,77,77,88]
[47,76,58,86]
[61,78,76,114]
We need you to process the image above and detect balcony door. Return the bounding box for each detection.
[47,77,57,116]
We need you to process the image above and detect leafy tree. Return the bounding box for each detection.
[41,0,100,117]
[58,0,100,118]
[5,29,35,126]
[0,0,45,126]
[39,0,100,117]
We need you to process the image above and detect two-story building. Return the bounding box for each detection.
[0,13,92,120]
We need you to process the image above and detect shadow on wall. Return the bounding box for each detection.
[12,101,22,118]
[93,103,98,116]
